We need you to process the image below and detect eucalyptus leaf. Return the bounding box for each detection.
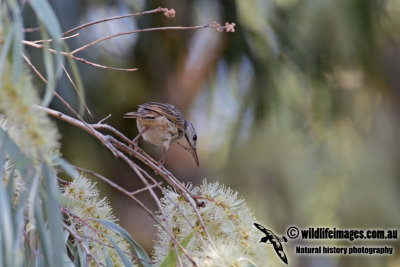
[43,163,66,267]
[74,241,86,267]
[95,218,152,267]
[39,23,56,107]
[105,233,134,267]
[0,179,13,267]
[34,198,53,266]
[63,43,86,116]
[12,13,24,85]
[103,245,114,267]
[160,227,200,267]
[0,128,30,177]
[29,0,63,75]
[53,156,79,178]
[4,0,24,84]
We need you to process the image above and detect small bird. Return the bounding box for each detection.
[124,102,199,167]
[254,223,288,264]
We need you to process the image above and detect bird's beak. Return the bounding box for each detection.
[191,148,199,167]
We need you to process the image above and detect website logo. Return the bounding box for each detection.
[254,223,288,264]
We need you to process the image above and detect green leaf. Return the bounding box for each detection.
[102,245,114,267]
[63,44,86,116]
[0,178,13,267]
[0,132,7,181]
[66,239,77,257]
[53,156,79,178]
[95,219,152,267]
[12,12,24,85]
[11,187,28,266]
[30,0,65,106]
[0,128,31,178]
[29,0,63,74]
[105,233,134,267]
[39,23,56,107]
[43,163,67,267]
[29,0,62,42]
[34,197,53,266]
[74,241,86,267]
[160,227,200,267]
[4,0,25,84]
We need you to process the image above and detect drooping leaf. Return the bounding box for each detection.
[105,233,134,267]
[103,245,114,267]
[34,197,53,267]
[159,227,200,267]
[43,163,67,267]
[12,11,24,85]
[95,218,152,267]
[29,0,64,74]
[63,43,86,116]
[53,156,79,178]
[0,178,14,267]
[39,23,56,107]
[0,128,29,176]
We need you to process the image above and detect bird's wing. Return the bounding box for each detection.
[254,223,267,233]
[140,102,185,133]
[273,245,288,264]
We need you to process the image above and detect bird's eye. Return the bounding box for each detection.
[193,135,197,141]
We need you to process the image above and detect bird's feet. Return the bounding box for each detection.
[129,139,139,156]
[158,159,164,168]
[153,159,165,175]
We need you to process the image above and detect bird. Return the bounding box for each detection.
[254,223,288,264]
[124,102,199,167]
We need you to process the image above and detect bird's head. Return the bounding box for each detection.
[176,121,199,167]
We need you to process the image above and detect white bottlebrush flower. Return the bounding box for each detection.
[61,174,136,266]
[0,116,27,204]
[153,180,269,266]
[196,240,258,267]
[1,157,26,204]
[0,61,60,160]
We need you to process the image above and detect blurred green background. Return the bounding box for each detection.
[24,0,400,266]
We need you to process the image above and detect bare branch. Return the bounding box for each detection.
[22,40,138,72]
[61,65,93,117]
[62,7,169,36]
[32,33,80,44]
[70,25,209,55]
[63,222,104,266]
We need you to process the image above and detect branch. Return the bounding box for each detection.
[63,223,104,266]
[70,25,210,55]
[34,104,213,262]
[62,7,172,36]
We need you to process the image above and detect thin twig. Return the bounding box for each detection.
[32,33,80,44]
[61,65,93,117]
[130,182,163,196]
[62,7,168,36]
[70,25,209,55]
[63,222,104,267]
[135,165,207,244]
[97,114,112,124]
[118,152,196,266]
[22,40,138,72]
